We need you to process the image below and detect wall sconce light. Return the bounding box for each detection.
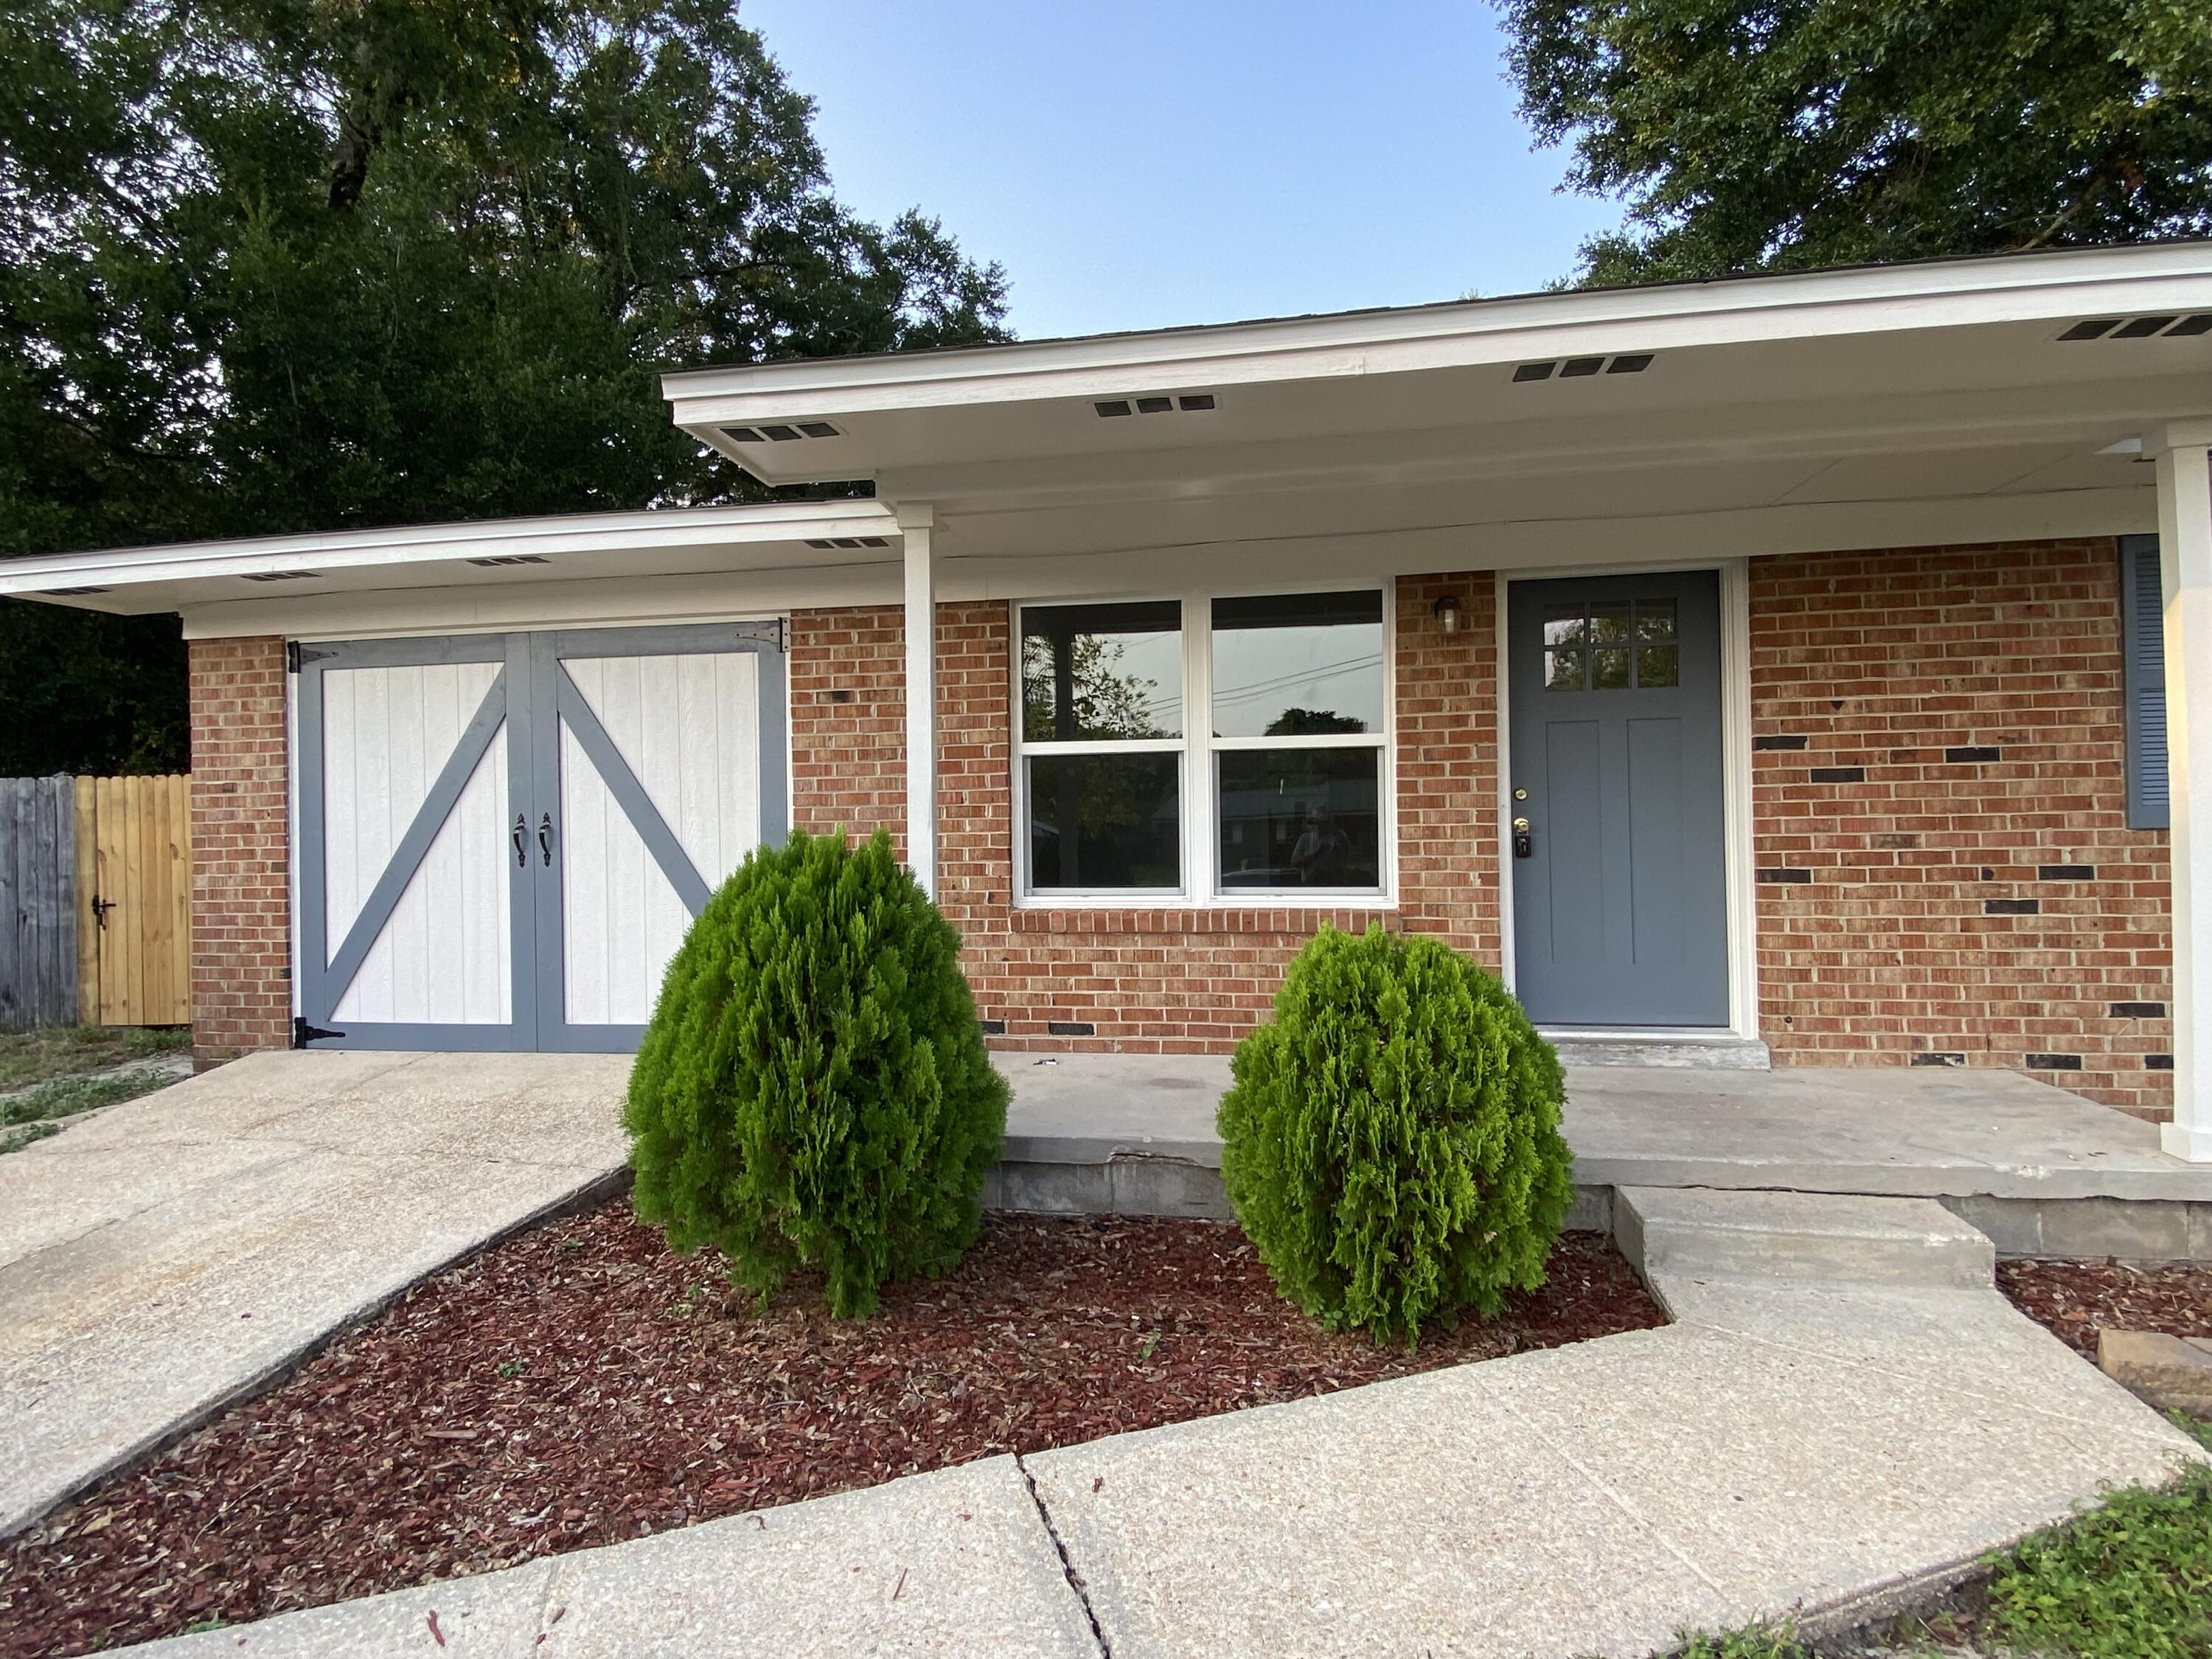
[1432,594,1464,636]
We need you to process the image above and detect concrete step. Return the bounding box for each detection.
[1546,1032,1771,1069]
[1615,1186,1996,1290]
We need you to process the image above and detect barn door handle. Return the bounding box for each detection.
[538,813,555,867]
[512,815,527,867]
[90,894,115,931]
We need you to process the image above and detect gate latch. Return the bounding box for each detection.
[89,893,116,931]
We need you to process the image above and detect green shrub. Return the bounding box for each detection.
[1217,923,1573,1345]
[624,828,1008,1319]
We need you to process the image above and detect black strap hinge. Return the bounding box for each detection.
[285,642,336,674]
[293,1015,346,1047]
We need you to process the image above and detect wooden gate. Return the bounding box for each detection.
[74,775,192,1027]
[0,776,80,1029]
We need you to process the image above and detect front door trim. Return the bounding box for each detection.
[1492,559,1758,1039]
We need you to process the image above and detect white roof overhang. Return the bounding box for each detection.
[663,243,2212,570]
[0,499,900,619]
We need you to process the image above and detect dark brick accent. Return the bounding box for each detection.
[1910,1051,1966,1067]
[978,1018,1006,1035]
[1809,766,1865,783]
[1753,734,1809,751]
[2025,1053,2083,1070]
[2146,1054,2175,1070]
[1757,868,1813,884]
[1944,745,2002,762]
[2037,865,2096,881]
[1046,1020,1096,1037]
[2110,1001,2166,1018]
[1984,898,2040,914]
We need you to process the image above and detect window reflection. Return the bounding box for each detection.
[1217,749,1382,888]
[1028,753,1181,890]
[1021,602,1183,742]
[1210,591,1384,739]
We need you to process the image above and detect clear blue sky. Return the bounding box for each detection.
[740,0,1624,341]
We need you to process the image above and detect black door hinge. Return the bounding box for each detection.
[285,642,335,674]
[293,1015,346,1048]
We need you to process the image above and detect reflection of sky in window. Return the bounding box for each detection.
[1211,623,1384,737]
[1108,631,1185,731]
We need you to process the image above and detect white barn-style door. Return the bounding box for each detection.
[296,623,786,1051]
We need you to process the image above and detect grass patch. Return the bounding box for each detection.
[0,1026,187,1091]
[1664,1416,2212,1658]
[0,1066,179,1136]
[1978,1414,2212,1658]
[0,1121,61,1155]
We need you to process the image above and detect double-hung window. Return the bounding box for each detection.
[1016,587,1390,900]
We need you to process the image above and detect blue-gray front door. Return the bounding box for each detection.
[1507,571,1728,1027]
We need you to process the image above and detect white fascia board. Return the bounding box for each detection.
[0,499,898,597]
[664,243,2212,425]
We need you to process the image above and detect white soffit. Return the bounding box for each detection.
[0,500,899,616]
[665,243,2212,486]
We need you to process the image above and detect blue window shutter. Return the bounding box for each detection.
[2121,534,2168,830]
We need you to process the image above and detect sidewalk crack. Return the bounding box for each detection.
[1015,1453,1111,1658]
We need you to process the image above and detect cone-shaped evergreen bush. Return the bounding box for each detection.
[1217,923,1573,1345]
[624,828,1007,1319]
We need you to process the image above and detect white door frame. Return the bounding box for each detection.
[1492,558,1759,1040]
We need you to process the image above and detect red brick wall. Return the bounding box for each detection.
[188,636,292,1066]
[1750,540,2174,1119]
[786,580,1503,1051]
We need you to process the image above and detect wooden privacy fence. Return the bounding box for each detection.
[0,775,192,1031]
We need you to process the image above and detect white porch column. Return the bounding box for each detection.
[2157,422,2212,1162]
[896,501,937,900]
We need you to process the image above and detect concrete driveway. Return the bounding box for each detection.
[0,1050,630,1539]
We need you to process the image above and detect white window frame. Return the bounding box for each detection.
[1012,578,1397,908]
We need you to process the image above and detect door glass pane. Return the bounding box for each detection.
[1590,599,1632,644]
[1545,647,1585,690]
[1021,602,1183,741]
[1543,604,1585,647]
[1028,753,1181,890]
[1210,591,1385,737]
[1637,644,1680,686]
[1217,748,1382,889]
[1593,645,1632,689]
[1636,599,1677,640]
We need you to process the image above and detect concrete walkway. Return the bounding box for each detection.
[0,1050,630,1539]
[114,1192,2205,1659]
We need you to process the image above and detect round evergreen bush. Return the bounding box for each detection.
[624,828,1008,1319]
[1217,923,1573,1345]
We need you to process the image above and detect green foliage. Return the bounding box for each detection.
[0,0,1008,772]
[623,829,1008,1320]
[0,1023,189,1091]
[1668,1627,1804,1659]
[1498,0,2212,285]
[1216,924,1574,1345]
[0,1065,180,1128]
[1982,1415,2212,1659]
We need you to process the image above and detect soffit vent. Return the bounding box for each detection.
[1095,392,1217,417]
[2059,314,2212,341]
[240,570,321,582]
[465,554,550,567]
[40,585,109,596]
[802,535,893,549]
[721,421,842,444]
[1514,353,1654,383]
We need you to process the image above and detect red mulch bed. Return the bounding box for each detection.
[0,1204,1660,1657]
[1998,1256,2212,1360]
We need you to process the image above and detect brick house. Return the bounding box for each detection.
[9,245,2212,1164]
